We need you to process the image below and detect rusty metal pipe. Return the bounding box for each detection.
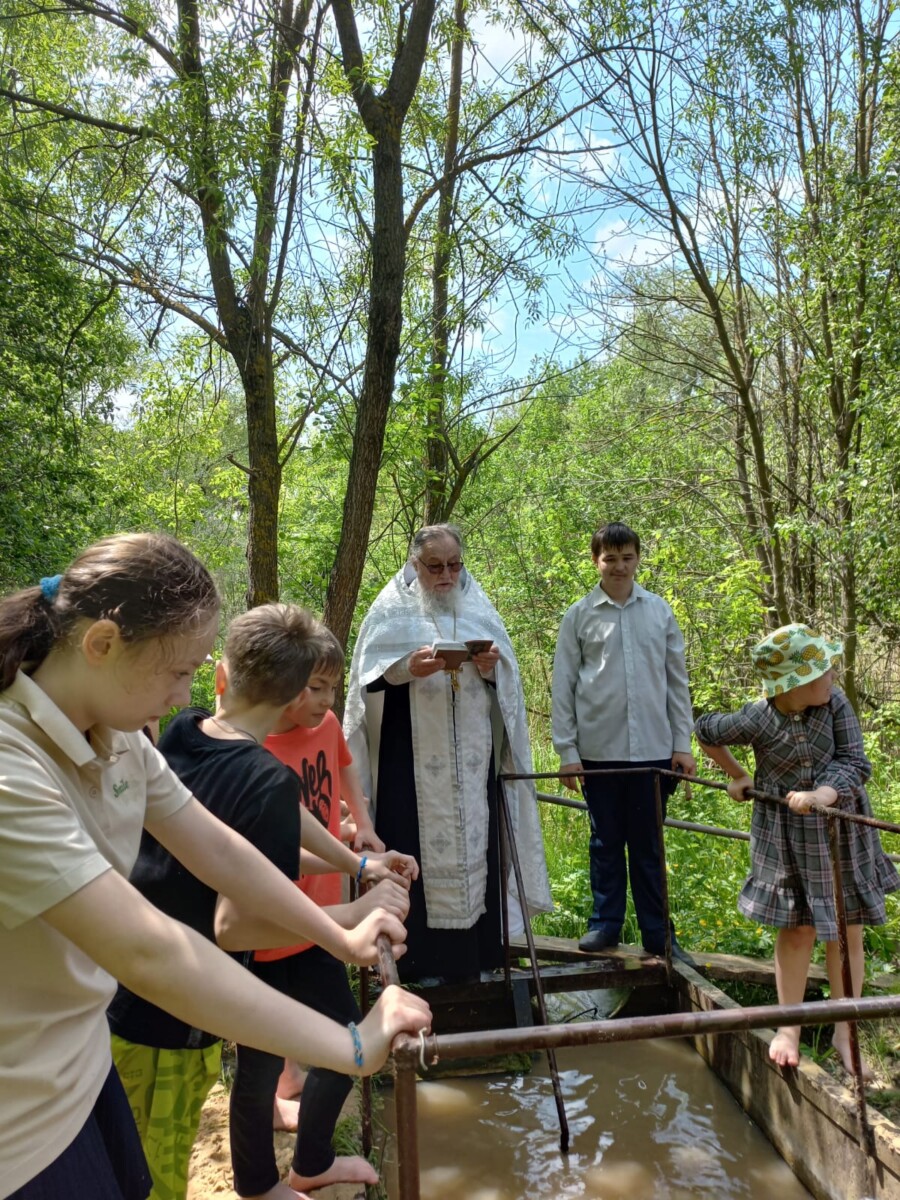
[517,768,900,837]
[403,992,900,1064]
[654,772,674,979]
[376,933,400,984]
[498,780,570,1152]
[826,814,875,1162]
[536,791,900,863]
[538,789,753,839]
[356,870,374,1164]
[394,1051,421,1200]
[360,883,402,1163]
[499,798,512,992]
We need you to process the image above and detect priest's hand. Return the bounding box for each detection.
[471,643,500,675]
[408,646,446,677]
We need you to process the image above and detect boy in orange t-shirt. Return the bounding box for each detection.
[262,658,384,958]
[236,629,399,1195]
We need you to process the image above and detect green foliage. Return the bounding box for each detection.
[0,175,136,586]
[531,799,591,939]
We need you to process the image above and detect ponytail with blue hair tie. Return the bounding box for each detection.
[39,575,63,604]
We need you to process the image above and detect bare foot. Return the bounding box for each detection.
[289,1155,379,1192]
[769,1029,801,1068]
[832,1027,875,1082]
[246,1182,312,1200]
[273,1094,301,1132]
[276,1059,307,1100]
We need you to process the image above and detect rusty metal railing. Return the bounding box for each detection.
[364,766,900,1198]
[535,786,900,861]
[388,992,900,1200]
[406,992,900,1063]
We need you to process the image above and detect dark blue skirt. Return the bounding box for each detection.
[8,1061,150,1200]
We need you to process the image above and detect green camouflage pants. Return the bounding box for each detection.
[111,1034,222,1200]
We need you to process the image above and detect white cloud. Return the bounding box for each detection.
[591,218,676,271]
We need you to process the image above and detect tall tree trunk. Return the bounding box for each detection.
[324,0,438,649]
[424,0,465,525]
[243,323,282,606]
[733,401,778,620]
[324,133,407,648]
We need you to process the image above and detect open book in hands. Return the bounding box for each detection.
[432,639,493,670]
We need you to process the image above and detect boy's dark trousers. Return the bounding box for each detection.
[229,944,361,1196]
[581,758,676,952]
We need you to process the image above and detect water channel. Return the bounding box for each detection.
[380,1036,813,1198]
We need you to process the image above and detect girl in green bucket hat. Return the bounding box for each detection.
[694,623,899,1077]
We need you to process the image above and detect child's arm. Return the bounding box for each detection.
[214,876,411,949]
[785,785,839,814]
[787,695,861,811]
[298,848,343,875]
[298,846,418,884]
[341,761,385,852]
[695,739,755,801]
[340,800,358,846]
[298,805,416,885]
[322,883,409,928]
[694,705,763,801]
[817,690,873,795]
[43,868,430,1075]
[146,797,405,966]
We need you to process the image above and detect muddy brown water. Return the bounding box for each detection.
[379,1038,813,1199]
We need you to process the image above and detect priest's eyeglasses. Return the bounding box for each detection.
[420,558,464,575]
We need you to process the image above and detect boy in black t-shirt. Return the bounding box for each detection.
[108,604,416,1200]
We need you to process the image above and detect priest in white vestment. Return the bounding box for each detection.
[344,524,552,982]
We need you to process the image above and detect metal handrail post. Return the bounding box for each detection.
[498,778,570,1152]
[499,790,512,991]
[356,869,373,1163]
[654,771,673,978]
[827,814,875,1162]
[394,1049,421,1200]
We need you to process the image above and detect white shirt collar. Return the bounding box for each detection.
[593,580,647,609]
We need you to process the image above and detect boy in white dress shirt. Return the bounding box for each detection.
[551,522,696,959]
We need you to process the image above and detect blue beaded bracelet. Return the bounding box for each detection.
[355,855,368,885]
[348,1020,364,1069]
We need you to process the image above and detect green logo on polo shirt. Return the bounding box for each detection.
[112,779,130,798]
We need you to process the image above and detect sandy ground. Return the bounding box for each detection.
[187,1083,368,1200]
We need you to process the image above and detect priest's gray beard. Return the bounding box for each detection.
[418,582,461,619]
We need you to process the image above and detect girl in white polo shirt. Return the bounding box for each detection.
[0,532,429,1200]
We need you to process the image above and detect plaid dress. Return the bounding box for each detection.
[695,689,899,938]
